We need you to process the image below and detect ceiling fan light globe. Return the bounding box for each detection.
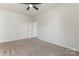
[29,4,33,8]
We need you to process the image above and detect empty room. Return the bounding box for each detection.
[0,3,79,56]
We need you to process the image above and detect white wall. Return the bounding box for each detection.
[35,4,79,51]
[0,10,33,42]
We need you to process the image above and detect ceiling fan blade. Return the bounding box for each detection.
[30,3,42,5]
[20,3,42,5]
[33,5,38,10]
[26,6,30,10]
[20,3,29,5]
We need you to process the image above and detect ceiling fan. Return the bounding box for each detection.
[20,3,42,10]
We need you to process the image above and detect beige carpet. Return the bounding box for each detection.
[0,37,79,56]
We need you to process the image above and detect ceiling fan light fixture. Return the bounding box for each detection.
[20,3,42,10]
[29,4,33,8]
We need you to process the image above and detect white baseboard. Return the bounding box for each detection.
[37,37,79,52]
[0,37,37,43]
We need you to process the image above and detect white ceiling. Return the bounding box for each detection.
[0,3,61,17]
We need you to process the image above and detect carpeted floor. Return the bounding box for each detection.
[0,37,79,56]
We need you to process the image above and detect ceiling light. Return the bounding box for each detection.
[29,4,33,8]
